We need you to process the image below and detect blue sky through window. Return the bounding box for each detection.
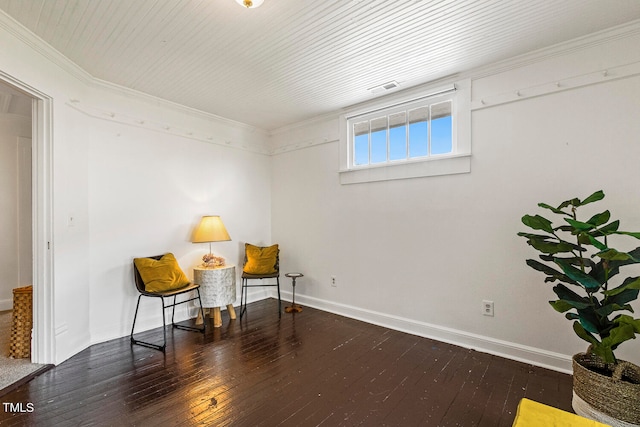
[371,129,386,163]
[431,116,452,155]
[352,102,452,166]
[389,125,406,160]
[409,121,428,158]
[354,133,368,165]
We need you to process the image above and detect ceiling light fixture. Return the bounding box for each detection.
[235,0,264,8]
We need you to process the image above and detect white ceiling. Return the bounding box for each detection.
[1,0,640,130]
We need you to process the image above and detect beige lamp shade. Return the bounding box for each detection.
[193,216,231,268]
[193,216,231,243]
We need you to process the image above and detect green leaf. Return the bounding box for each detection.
[527,239,575,255]
[538,203,570,216]
[580,190,605,206]
[614,231,640,239]
[584,234,607,251]
[596,248,638,261]
[565,313,580,320]
[590,258,617,286]
[565,218,594,231]
[522,214,554,233]
[552,284,591,309]
[576,309,603,335]
[573,321,599,346]
[608,246,640,271]
[595,303,633,317]
[555,259,603,290]
[526,259,576,284]
[517,232,553,240]
[586,211,610,227]
[615,314,640,333]
[558,198,581,210]
[605,287,639,308]
[605,276,640,297]
[549,300,574,313]
[592,220,620,237]
[590,345,616,364]
[599,322,638,359]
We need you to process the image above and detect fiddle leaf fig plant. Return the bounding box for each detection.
[519,190,640,364]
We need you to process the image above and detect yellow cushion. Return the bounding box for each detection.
[134,253,190,292]
[512,398,609,427]
[243,244,279,275]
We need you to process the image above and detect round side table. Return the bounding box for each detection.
[194,264,236,327]
[285,272,304,313]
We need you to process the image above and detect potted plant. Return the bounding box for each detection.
[518,190,640,425]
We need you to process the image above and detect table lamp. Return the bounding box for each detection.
[192,215,231,268]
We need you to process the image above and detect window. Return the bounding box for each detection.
[339,80,471,184]
[352,100,453,166]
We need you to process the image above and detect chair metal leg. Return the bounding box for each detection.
[240,276,281,318]
[172,290,207,334]
[240,278,247,319]
[130,295,167,352]
[171,295,177,326]
[131,289,205,352]
[276,277,281,317]
[130,294,143,342]
[160,296,167,351]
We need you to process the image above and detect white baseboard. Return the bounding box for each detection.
[280,291,573,374]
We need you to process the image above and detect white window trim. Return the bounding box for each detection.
[339,79,471,184]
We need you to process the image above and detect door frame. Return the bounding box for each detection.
[1,70,55,364]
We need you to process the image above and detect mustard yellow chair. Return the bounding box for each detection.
[512,398,609,427]
[239,243,281,319]
[131,253,205,352]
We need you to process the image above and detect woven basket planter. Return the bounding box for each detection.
[572,353,640,426]
[9,285,33,359]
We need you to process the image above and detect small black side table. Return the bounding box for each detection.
[284,272,304,313]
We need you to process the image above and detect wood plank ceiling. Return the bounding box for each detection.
[1,0,639,130]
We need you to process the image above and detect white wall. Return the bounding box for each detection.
[0,11,272,363]
[87,115,272,343]
[0,114,31,310]
[270,27,640,372]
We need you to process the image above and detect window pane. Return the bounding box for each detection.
[430,102,452,155]
[353,121,369,165]
[389,112,406,161]
[408,107,428,158]
[370,117,387,164]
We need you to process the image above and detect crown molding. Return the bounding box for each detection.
[0,9,269,146]
[4,9,640,156]
[268,19,640,155]
[66,99,270,155]
[0,10,93,87]
[90,77,267,136]
[466,19,640,81]
[470,61,640,110]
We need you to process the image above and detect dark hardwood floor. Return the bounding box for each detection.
[0,299,573,426]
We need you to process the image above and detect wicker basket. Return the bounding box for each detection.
[573,353,640,425]
[9,285,33,359]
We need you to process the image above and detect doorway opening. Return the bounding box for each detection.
[0,72,54,374]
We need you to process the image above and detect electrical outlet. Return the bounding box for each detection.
[331,276,337,287]
[482,300,494,317]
